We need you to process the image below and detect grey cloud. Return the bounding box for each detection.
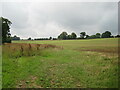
[3,2,29,29]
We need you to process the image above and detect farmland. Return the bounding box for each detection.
[2,38,118,88]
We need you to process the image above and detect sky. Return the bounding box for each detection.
[1,1,118,39]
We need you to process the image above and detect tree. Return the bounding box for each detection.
[96,33,101,38]
[49,37,52,40]
[1,17,12,43]
[58,32,68,40]
[86,35,89,39]
[80,32,86,39]
[101,31,111,38]
[71,32,77,39]
[88,35,97,39]
[28,37,31,40]
[11,35,20,40]
[115,35,120,38]
[53,38,57,40]
[67,35,72,39]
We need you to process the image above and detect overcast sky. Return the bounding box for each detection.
[2,2,118,39]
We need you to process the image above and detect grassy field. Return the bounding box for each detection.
[2,38,118,88]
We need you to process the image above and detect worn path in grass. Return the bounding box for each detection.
[2,38,118,88]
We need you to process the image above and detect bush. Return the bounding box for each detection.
[6,38,11,43]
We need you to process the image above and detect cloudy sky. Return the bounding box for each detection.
[2,1,118,39]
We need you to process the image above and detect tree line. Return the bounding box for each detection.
[25,31,120,41]
[12,31,120,41]
[57,31,120,40]
[1,17,120,43]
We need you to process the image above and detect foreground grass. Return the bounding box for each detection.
[2,38,118,88]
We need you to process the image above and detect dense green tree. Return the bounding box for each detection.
[49,37,52,40]
[57,31,113,40]
[58,32,68,40]
[86,35,89,38]
[28,37,31,40]
[80,32,86,39]
[115,35,120,38]
[53,38,57,40]
[34,38,49,40]
[0,17,12,43]
[96,33,101,38]
[71,32,77,39]
[67,35,72,39]
[11,35,20,40]
[88,35,97,39]
[101,31,111,38]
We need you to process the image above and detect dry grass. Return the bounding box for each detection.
[2,43,62,58]
[81,48,118,54]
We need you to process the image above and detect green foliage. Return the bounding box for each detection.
[87,35,97,39]
[49,37,52,40]
[58,32,68,40]
[34,38,49,40]
[96,33,101,38]
[115,35,120,38]
[67,32,77,39]
[67,35,72,39]
[58,32,77,40]
[0,17,12,43]
[85,35,89,38]
[11,35,20,40]
[57,31,114,40]
[87,31,111,39]
[101,31,112,38]
[71,32,77,39]
[28,37,32,40]
[80,32,86,39]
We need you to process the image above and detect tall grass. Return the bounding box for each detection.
[2,43,59,58]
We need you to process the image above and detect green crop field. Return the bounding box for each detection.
[2,38,118,88]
